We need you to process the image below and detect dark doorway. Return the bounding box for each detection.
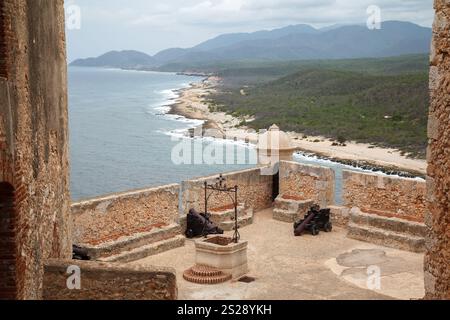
[272,171,279,202]
[0,182,17,300]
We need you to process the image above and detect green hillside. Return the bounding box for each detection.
[209,55,429,158]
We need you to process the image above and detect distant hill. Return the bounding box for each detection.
[192,24,318,52]
[70,50,156,69]
[210,55,429,158]
[71,21,431,70]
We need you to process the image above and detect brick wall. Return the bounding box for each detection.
[0,0,72,299]
[342,170,426,222]
[180,168,273,215]
[424,0,450,300]
[279,161,335,207]
[72,184,180,246]
[43,259,177,300]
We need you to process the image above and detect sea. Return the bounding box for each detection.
[68,67,419,203]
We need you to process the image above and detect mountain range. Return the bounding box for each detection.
[70,21,432,70]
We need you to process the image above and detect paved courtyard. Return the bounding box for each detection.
[131,209,425,300]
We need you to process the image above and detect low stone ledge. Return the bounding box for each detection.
[43,259,177,300]
[77,224,182,260]
[328,205,350,227]
[273,195,314,223]
[99,235,186,263]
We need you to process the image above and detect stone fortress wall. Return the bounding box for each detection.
[43,259,177,300]
[180,167,274,214]
[0,0,72,300]
[424,0,450,300]
[71,184,180,246]
[71,162,427,249]
[279,161,335,207]
[342,170,426,222]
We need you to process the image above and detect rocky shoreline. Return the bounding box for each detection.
[295,151,425,179]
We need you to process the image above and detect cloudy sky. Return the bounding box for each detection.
[65,0,434,62]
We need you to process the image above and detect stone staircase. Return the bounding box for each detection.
[272,195,315,223]
[347,208,426,253]
[79,223,185,263]
[208,204,254,231]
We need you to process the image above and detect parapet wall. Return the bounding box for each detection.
[342,170,426,222]
[279,161,335,207]
[43,259,177,300]
[181,167,273,214]
[71,184,179,246]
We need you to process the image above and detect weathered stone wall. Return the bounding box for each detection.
[43,259,177,300]
[71,185,180,246]
[425,0,450,300]
[279,161,335,207]
[342,171,426,222]
[0,0,71,300]
[181,168,273,215]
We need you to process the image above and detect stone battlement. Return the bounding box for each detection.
[71,162,428,261]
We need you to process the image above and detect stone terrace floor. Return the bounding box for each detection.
[130,209,425,300]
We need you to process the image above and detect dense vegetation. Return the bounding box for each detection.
[208,55,429,158]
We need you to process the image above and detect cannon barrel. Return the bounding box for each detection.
[294,211,317,236]
[73,245,91,260]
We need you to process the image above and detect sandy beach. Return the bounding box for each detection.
[169,77,427,176]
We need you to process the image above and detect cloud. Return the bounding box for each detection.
[126,0,434,28]
[66,0,434,60]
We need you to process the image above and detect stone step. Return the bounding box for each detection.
[99,235,186,263]
[274,207,315,223]
[274,197,314,213]
[349,209,426,238]
[80,224,182,260]
[209,205,246,224]
[347,223,425,253]
[273,208,298,223]
[219,212,254,231]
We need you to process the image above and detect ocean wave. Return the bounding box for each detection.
[145,87,180,117]
[159,128,255,150]
[158,88,179,100]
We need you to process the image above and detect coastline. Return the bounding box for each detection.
[168,76,428,177]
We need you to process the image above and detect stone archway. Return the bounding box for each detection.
[0,181,17,300]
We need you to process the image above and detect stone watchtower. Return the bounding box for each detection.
[257,124,296,166]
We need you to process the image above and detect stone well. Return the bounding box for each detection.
[195,236,248,280]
